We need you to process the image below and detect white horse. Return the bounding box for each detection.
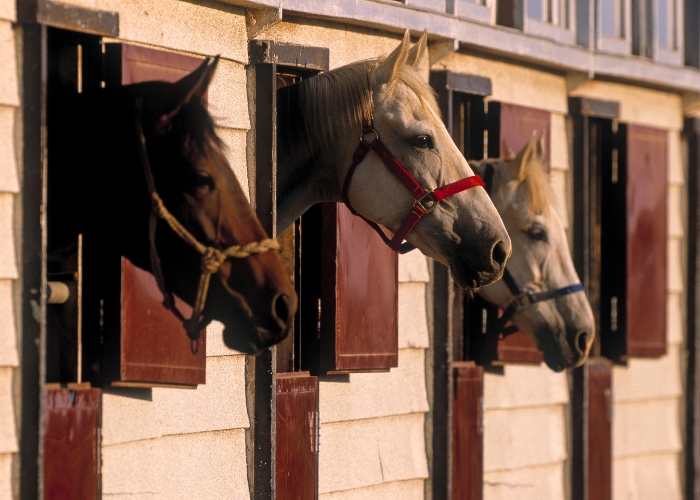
[471,136,595,370]
[276,30,511,289]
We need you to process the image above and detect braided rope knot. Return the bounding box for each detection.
[201,246,227,274]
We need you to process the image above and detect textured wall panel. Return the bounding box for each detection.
[483,365,568,409]
[398,283,430,349]
[320,348,428,423]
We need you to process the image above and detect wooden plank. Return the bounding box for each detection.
[685,116,700,500]
[625,125,667,357]
[44,388,101,499]
[451,361,483,500]
[488,101,551,169]
[276,372,319,500]
[587,359,613,500]
[37,0,118,37]
[249,40,329,72]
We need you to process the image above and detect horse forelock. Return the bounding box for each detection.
[511,156,555,217]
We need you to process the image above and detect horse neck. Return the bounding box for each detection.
[275,82,358,234]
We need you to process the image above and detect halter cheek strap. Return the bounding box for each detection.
[481,162,585,338]
[342,124,485,254]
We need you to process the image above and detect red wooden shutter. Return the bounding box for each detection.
[488,102,551,169]
[484,101,551,364]
[276,372,319,500]
[586,359,613,500]
[625,125,667,357]
[44,387,101,499]
[452,362,483,500]
[101,44,207,387]
[319,203,399,373]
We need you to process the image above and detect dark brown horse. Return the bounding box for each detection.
[47,58,296,356]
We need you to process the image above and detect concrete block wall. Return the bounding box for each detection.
[439,52,573,499]
[0,0,20,497]
[569,82,685,499]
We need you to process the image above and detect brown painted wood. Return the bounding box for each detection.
[625,125,667,357]
[451,361,483,500]
[586,359,613,500]
[119,257,205,386]
[100,45,208,387]
[317,203,399,373]
[488,101,551,170]
[44,388,101,500]
[276,372,319,500]
[495,330,544,364]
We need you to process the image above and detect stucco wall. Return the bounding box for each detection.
[440,52,573,499]
[571,81,685,500]
[0,1,20,497]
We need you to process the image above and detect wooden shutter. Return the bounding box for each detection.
[625,125,667,357]
[276,372,319,500]
[44,387,101,499]
[478,101,552,364]
[300,203,399,374]
[488,101,551,169]
[572,359,613,500]
[452,362,483,500]
[99,44,207,387]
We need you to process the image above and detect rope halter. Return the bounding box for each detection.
[135,102,279,354]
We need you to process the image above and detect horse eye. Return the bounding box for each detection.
[411,135,433,149]
[527,224,548,242]
[194,170,215,190]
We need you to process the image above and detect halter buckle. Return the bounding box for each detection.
[360,127,379,144]
[414,190,439,214]
[513,291,534,310]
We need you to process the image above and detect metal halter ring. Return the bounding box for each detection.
[513,291,534,309]
[414,190,439,214]
[360,127,379,144]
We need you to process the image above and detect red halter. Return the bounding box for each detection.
[342,123,485,254]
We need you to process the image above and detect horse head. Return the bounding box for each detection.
[472,134,595,370]
[49,58,297,355]
[276,30,511,289]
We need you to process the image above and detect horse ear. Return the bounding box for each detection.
[534,130,546,163]
[511,132,538,181]
[374,28,411,85]
[157,56,220,127]
[406,29,430,82]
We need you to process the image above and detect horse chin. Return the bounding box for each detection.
[448,256,504,290]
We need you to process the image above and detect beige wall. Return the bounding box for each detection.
[0,1,20,498]
[570,82,686,499]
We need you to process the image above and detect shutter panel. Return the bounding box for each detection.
[481,101,551,364]
[276,372,319,500]
[452,362,483,500]
[314,203,399,373]
[44,387,100,499]
[488,102,551,170]
[573,359,613,500]
[625,125,667,357]
[100,44,207,387]
[587,360,613,500]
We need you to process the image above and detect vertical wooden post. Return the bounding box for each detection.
[17,10,47,498]
[252,61,278,500]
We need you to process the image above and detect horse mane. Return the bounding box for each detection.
[279,57,440,156]
[514,153,555,216]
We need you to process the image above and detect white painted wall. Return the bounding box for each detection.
[0,0,20,497]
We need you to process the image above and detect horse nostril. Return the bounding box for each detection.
[491,240,508,269]
[272,293,292,325]
[576,330,590,354]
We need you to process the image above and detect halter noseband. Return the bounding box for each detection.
[342,122,485,254]
[481,163,584,338]
[135,102,279,354]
